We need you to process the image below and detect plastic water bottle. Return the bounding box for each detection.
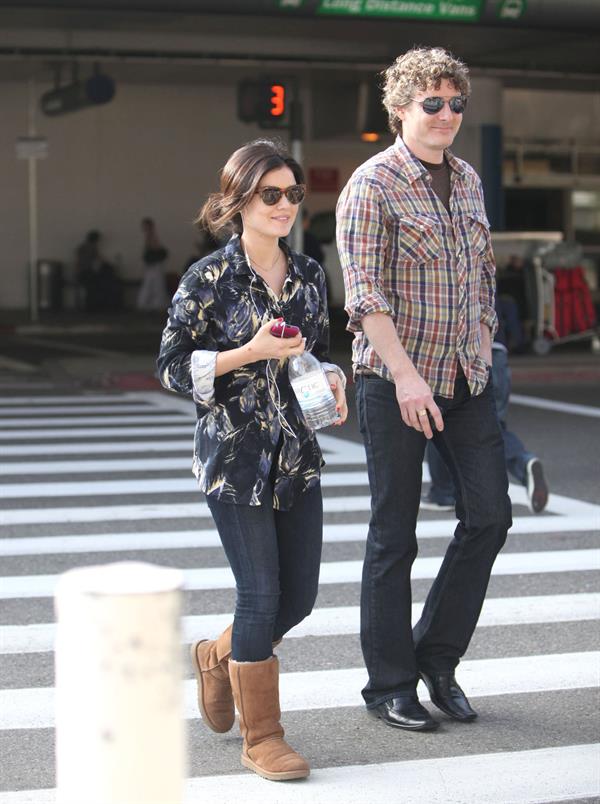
[288,352,340,430]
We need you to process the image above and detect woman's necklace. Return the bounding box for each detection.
[244,246,281,273]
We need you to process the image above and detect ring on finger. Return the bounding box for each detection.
[417,409,428,417]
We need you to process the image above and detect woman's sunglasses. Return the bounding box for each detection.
[255,184,306,206]
[412,95,468,115]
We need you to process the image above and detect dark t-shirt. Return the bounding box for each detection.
[420,157,451,214]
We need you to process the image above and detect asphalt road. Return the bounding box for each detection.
[0,316,599,803]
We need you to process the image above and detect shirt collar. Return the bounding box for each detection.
[226,233,302,280]
[393,135,467,183]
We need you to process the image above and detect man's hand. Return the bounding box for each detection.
[394,369,444,439]
[326,372,348,426]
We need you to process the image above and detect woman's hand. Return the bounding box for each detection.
[326,371,348,426]
[246,318,305,362]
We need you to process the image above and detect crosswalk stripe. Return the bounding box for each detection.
[0,440,193,456]
[0,394,146,406]
[0,414,193,428]
[0,496,378,525]
[0,472,372,498]
[1,651,597,731]
[1,550,598,599]
[3,512,598,557]
[0,457,197,475]
[511,393,600,418]
[0,404,155,416]
[0,441,365,464]
[1,594,597,655]
[0,425,195,440]
[0,743,597,804]
[1,743,597,804]
[0,505,595,533]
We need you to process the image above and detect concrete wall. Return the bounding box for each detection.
[504,88,600,140]
[2,78,391,309]
[3,76,597,310]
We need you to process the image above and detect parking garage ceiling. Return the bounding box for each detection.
[0,0,598,86]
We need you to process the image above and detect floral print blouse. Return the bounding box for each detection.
[157,234,345,510]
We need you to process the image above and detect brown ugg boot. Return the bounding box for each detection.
[191,625,234,733]
[229,656,310,782]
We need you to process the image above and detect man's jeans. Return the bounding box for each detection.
[207,483,323,662]
[356,370,512,708]
[427,348,535,501]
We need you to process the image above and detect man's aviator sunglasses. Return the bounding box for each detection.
[411,95,468,115]
[255,184,306,206]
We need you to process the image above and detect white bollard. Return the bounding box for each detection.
[55,561,185,804]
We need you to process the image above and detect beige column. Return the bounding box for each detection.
[55,561,185,804]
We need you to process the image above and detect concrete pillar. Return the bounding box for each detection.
[55,561,185,804]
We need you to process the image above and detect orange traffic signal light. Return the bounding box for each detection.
[237,79,290,128]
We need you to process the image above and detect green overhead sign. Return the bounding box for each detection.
[309,0,483,21]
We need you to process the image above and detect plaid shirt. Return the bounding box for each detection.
[336,137,497,399]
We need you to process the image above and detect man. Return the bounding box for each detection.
[336,47,512,731]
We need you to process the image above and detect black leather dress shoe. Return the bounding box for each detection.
[368,696,439,731]
[419,671,478,722]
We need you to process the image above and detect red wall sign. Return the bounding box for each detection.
[308,167,340,193]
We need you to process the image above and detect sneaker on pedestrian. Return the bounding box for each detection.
[526,458,549,513]
[420,492,455,512]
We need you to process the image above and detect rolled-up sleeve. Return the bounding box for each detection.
[310,261,347,388]
[479,245,498,337]
[473,182,498,338]
[156,282,217,414]
[336,176,392,332]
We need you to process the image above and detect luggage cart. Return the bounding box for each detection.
[531,242,600,356]
[491,232,600,356]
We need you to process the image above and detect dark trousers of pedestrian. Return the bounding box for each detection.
[427,347,535,501]
[206,482,323,662]
[356,369,512,708]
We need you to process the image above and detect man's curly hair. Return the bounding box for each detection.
[382,47,471,135]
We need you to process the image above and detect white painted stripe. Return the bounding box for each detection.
[0,425,194,440]
[0,471,371,499]
[0,744,597,804]
[0,414,190,428]
[0,457,196,475]
[155,743,600,804]
[0,496,372,525]
[0,440,193,456]
[0,651,597,730]
[1,550,598,600]
[2,514,600,557]
[0,443,365,466]
[511,393,600,418]
[0,394,142,406]
[0,404,154,416]
[508,484,600,518]
[1,486,596,526]
[2,594,597,655]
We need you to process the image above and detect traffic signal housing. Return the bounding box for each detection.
[237,79,290,129]
[40,73,116,117]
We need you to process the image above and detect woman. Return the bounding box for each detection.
[157,138,347,782]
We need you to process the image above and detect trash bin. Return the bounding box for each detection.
[37,259,64,310]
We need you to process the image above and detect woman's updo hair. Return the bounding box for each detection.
[196,138,304,237]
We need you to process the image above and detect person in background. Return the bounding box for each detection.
[302,209,325,265]
[137,217,169,310]
[423,303,549,513]
[336,47,512,732]
[157,138,347,782]
[75,230,120,312]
